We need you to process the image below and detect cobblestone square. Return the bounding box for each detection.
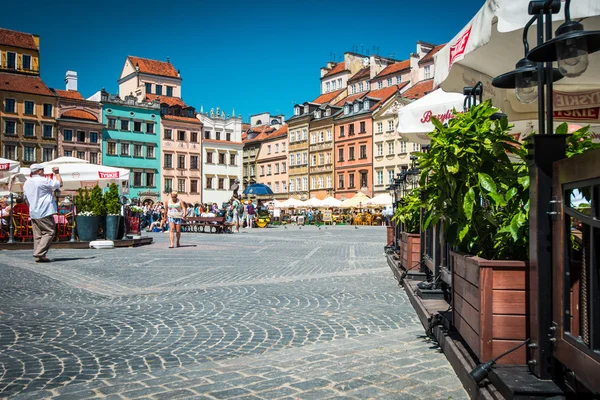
[0,226,467,399]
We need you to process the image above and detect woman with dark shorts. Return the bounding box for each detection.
[164,191,186,248]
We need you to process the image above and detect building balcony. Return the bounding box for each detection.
[309,142,333,152]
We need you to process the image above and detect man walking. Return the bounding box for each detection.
[232,194,243,233]
[23,164,63,262]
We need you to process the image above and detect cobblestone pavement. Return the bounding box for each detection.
[0,226,467,399]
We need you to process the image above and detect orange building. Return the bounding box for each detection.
[334,85,402,200]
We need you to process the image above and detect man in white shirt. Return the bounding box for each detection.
[23,164,63,263]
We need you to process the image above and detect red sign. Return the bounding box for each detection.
[553,90,600,111]
[554,107,600,121]
[449,26,471,70]
[421,109,458,125]
[0,163,10,171]
[98,171,120,179]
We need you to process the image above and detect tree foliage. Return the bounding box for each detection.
[104,183,121,215]
[89,185,106,217]
[392,189,421,234]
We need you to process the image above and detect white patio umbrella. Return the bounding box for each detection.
[15,164,130,191]
[41,156,89,166]
[340,192,370,208]
[433,0,600,122]
[397,88,465,144]
[281,198,304,208]
[320,196,342,208]
[0,157,20,178]
[303,197,322,208]
[367,193,393,207]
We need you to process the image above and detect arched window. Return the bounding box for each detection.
[256,119,262,125]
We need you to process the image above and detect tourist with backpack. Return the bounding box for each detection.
[231,194,244,233]
[245,200,254,229]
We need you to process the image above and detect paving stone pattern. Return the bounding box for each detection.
[0,226,467,399]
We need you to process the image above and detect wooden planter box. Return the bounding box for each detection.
[400,232,420,270]
[450,251,527,365]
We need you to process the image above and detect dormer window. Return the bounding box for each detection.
[325,109,331,117]
[315,110,321,119]
[353,103,360,113]
[358,82,363,92]
[344,105,350,115]
[304,105,309,114]
[294,106,300,116]
[366,81,370,90]
[187,109,194,118]
[160,105,168,115]
[363,99,369,109]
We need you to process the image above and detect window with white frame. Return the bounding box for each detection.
[377,122,383,133]
[337,78,342,88]
[296,178,301,191]
[326,82,330,92]
[23,146,35,162]
[344,105,350,114]
[413,143,421,152]
[319,154,324,165]
[353,103,359,113]
[388,120,394,131]
[332,80,337,90]
[302,152,307,164]
[275,182,279,193]
[312,177,317,189]
[377,143,383,156]
[121,142,130,156]
[327,176,332,188]
[318,176,324,188]
[294,106,300,116]
[378,81,383,89]
[311,154,316,166]
[275,163,280,173]
[358,82,363,92]
[275,144,279,153]
[326,130,332,141]
[424,65,431,79]
[290,179,295,192]
[290,154,294,165]
[260,166,265,176]
[282,162,286,173]
[267,145,271,154]
[325,152,331,164]
[282,181,287,192]
[363,99,369,109]
[377,170,384,185]
[302,177,308,191]
[366,81,370,90]
[388,169,395,184]
[388,141,394,155]
[311,133,317,143]
[387,77,393,86]
[302,129,307,140]
[267,165,272,175]
[396,75,402,84]
[400,141,407,153]
[319,131,324,142]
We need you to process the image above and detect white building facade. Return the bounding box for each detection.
[198,110,243,206]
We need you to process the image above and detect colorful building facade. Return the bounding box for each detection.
[54,71,103,164]
[255,124,288,199]
[98,90,161,203]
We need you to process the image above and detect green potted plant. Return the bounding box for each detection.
[393,189,422,269]
[104,183,122,240]
[74,187,102,242]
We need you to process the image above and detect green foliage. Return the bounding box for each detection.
[418,100,529,260]
[89,185,106,217]
[392,189,421,234]
[555,123,600,157]
[104,183,121,215]
[74,188,91,214]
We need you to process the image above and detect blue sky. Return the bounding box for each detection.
[1,0,484,121]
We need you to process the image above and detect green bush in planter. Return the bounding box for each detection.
[104,183,121,215]
[74,188,92,214]
[392,189,421,234]
[89,185,106,217]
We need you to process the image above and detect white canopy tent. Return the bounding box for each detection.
[10,163,130,192]
[320,196,342,208]
[280,198,305,208]
[340,192,370,208]
[41,156,90,166]
[366,193,393,207]
[303,197,322,208]
[0,157,19,179]
[433,0,600,123]
[396,88,465,144]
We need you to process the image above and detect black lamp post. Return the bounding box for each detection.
[491,0,600,380]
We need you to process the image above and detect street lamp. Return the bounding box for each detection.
[527,0,600,78]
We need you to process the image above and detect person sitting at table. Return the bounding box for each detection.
[0,197,11,226]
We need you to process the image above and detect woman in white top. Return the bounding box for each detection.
[163,192,186,248]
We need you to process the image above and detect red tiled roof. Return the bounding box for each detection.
[402,79,434,100]
[163,114,201,124]
[244,125,277,143]
[60,109,98,122]
[146,94,187,107]
[348,67,370,82]
[269,124,288,139]
[366,84,407,110]
[419,44,445,65]
[312,88,345,105]
[241,132,248,141]
[0,72,53,96]
[54,89,84,100]
[335,92,364,106]
[241,123,251,131]
[373,60,411,80]
[128,56,179,78]
[203,139,243,145]
[322,62,346,79]
[0,28,38,50]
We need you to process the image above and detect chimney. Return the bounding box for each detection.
[65,70,78,91]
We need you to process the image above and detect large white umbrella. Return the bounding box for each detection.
[367,193,393,207]
[433,0,600,121]
[340,192,370,208]
[303,197,322,208]
[15,164,130,191]
[280,198,304,208]
[0,157,19,178]
[397,88,465,144]
[320,196,342,208]
[41,156,89,166]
